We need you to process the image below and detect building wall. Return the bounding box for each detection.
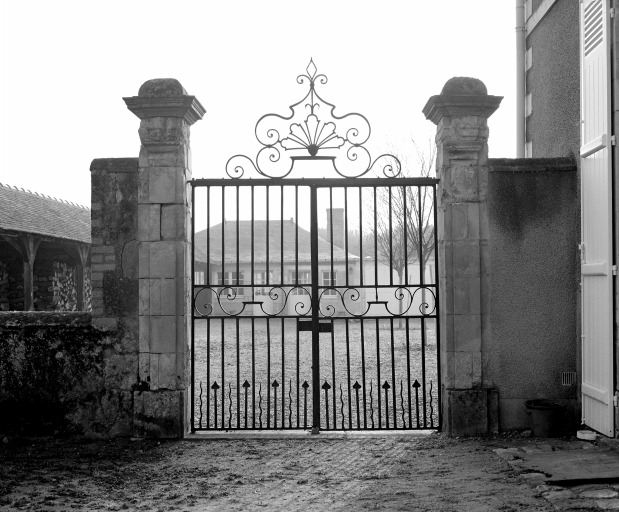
[487,158,579,430]
[525,0,580,158]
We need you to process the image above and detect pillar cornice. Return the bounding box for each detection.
[123,95,205,125]
[423,94,503,126]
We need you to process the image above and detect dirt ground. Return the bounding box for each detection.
[0,432,562,512]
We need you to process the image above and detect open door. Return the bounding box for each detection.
[580,0,614,437]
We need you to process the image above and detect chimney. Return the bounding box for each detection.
[326,208,345,249]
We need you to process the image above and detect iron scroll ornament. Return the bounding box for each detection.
[225,59,402,179]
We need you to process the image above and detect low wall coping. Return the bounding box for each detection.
[0,311,92,328]
[489,157,576,173]
[90,158,139,174]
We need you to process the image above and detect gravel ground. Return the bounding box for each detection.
[0,432,563,512]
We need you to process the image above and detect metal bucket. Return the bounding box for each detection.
[525,399,566,437]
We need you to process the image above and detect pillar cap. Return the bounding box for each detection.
[422,77,502,125]
[123,78,205,125]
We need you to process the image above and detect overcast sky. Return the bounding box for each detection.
[0,1,516,207]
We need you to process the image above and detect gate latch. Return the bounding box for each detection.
[298,320,332,333]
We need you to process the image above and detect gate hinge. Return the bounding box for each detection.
[614,392,618,407]
[612,135,617,145]
[613,265,618,276]
[612,7,616,18]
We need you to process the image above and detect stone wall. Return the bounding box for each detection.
[487,157,579,430]
[0,312,132,436]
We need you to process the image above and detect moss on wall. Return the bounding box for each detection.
[0,312,134,436]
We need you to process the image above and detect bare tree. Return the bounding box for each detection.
[371,140,436,326]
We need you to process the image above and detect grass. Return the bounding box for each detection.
[192,317,438,431]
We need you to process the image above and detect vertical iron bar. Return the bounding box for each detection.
[221,318,225,428]
[331,321,336,428]
[281,317,285,428]
[359,187,364,287]
[206,187,211,428]
[251,186,254,293]
[281,185,284,289]
[418,186,427,427]
[252,317,255,428]
[295,187,300,427]
[235,186,240,426]
[421,315,427,427]
[267,317,271,428]
[206,186,210,285]
[390,318,397,428]
[406,318,412,429]
[389,186,393,286]
[346,319,352,429]
[403,186,408,286]
[433,185,441,429]
[373,187,378,301]
[207,318,211,428]
[251,186,255,428]
[376,318,381,428]
[266,186,270,287]
[361,318,367,428]
[274,381,278,428]
[236,317,240,428]
[296,318,300,427]
[191,183,195,432]
[310,185,321,433]
[295,186,299,283]
[328,185,336,426]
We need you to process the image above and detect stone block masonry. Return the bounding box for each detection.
[124,78,205,437]
[424,77,502,436]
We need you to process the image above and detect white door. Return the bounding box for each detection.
[580,0,614,437]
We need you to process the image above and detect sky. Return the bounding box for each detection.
[0,0,516,208]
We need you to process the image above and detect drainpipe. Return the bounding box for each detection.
[516,0,526,157]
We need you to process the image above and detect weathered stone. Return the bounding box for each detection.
[149,242,177,279]
[138,204,161,241]
[542,489,576,501]
[150,315,176,353]
[133,390,184,438]
[161,204,186,240]
[581,489,619,499]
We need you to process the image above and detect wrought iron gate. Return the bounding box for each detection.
[190,61,440,432]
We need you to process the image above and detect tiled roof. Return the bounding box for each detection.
[0,183,90,244]
[194,220,359,264]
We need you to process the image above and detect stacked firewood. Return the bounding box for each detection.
[52,261,77,311]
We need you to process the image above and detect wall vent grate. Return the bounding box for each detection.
[562,371,577,386]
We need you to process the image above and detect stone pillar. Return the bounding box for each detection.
[124,80,205,437]
[423,78,502,436]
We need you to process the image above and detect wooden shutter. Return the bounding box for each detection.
[580,0,614,437]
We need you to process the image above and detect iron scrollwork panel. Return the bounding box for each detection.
[193,285,313,317]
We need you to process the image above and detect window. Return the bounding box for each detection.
[194,271,204,285]
[291,271,310,295]
[217,271,245,296]
[254,271,267,296]
[321,271,337,296]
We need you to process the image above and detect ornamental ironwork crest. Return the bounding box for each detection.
[226,59,401,179]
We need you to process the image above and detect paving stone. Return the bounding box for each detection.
[493,447,522,460]
[597,499,619,510]
[548,498,598,510]
[536,484,564,493]
[580,489,618,499]
[521,472,547,484]
[542,489,576,501]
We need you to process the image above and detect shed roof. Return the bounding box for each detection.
[0,183,90,244]
[194,220,358,264]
